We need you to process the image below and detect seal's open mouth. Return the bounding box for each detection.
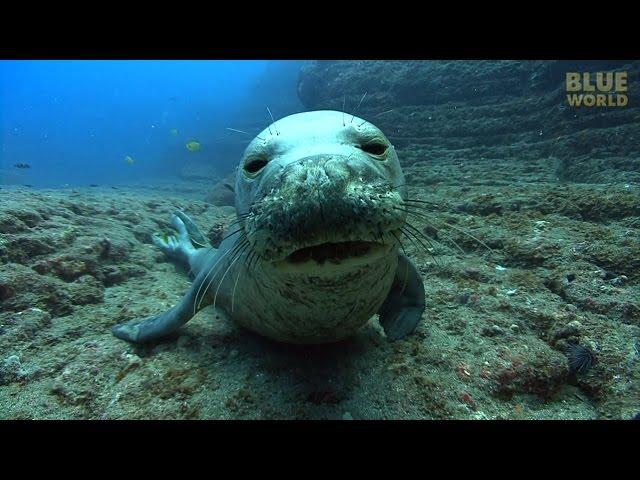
[286,240,383,265]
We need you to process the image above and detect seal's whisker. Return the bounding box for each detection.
[196,233,248,310]
[191,238,208,248]
[197,238,248,311]
[221,227,245,241]
[193,244,236,315]
[247,250,258,270]
[249,250,262,271]
[403,221,440,254]
[400,226,432,256]
[391,230,407,256]
[228,212,252,223]
[226,127,265,142]
[212,242,249,313]
[250,251,260,271]
[267,107,280,136]
[231,267,242,313]
[399,203,493,256]
[403,198,441,207]
[398,254,410,298]
[397,228,419,252]
[342,95,346,126]
[265,110,274,136]
[399,226,439,266]
[396,204,437,225]
[244,249,254,271]
[199,246,243,313]
[350,92,368,124]
[439,220,493,255]
[186,246,214,277]
[225,219,245,229]
[396,206,465,256]
[374,109,395,118]
[226,127,250,135]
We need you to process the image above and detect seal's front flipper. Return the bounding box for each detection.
[377,253,425,341]
[112,268,206,343]
[173,210,209,248]
[152,214,197,266]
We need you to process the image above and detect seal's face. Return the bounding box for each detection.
[235,110,407,271]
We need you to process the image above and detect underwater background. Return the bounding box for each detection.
[0,60,639,419]
[0,60,305,187]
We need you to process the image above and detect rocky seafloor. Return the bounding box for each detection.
[0,166,638,419]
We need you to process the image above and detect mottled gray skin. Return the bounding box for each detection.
[112,110,425,344]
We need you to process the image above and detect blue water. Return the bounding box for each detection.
[0,60,306,187]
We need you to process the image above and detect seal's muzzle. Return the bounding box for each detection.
[245,153,405,263]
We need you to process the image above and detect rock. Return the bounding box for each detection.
[207,222,234,248]
[0,213,28,233]
[97,237,131,261]
[179,162,219,181]
[1,234,58,263]
[0,263,74,316]
[0,354,37,385]
[455,292,472,305]
[69,275,104,305]
[205,173,236,207]
[461,267,487,282]
[97,263,145,287]
[491,345,568,400]
[0,355,22,385]
[610,275,628,286]
[554,320,583,339]
[8,308,52,341]
[50,255,97,282]
[481,325,505,337]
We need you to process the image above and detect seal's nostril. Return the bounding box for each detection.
[245,157,269,174]
[358,141,388,157]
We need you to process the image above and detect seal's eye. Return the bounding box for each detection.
[244,156,269,175]
[358,140,389,158]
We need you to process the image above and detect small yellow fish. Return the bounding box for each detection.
[125,155,135,165]
[186,141,201,152]
[170,128,179,136]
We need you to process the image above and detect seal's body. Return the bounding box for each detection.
[112,111,425,344]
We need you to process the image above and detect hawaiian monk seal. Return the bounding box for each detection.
[112,110,425,344]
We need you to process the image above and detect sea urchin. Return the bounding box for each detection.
[566,342,596,375]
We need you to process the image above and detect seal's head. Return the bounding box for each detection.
[235,110,407,272]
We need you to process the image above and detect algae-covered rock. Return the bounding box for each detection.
[69,275,105,305]
[0,354,39,385]
[0,263,75,316]
[489,345,569,400]
[0,355,23,385]
[2,307,52,341]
